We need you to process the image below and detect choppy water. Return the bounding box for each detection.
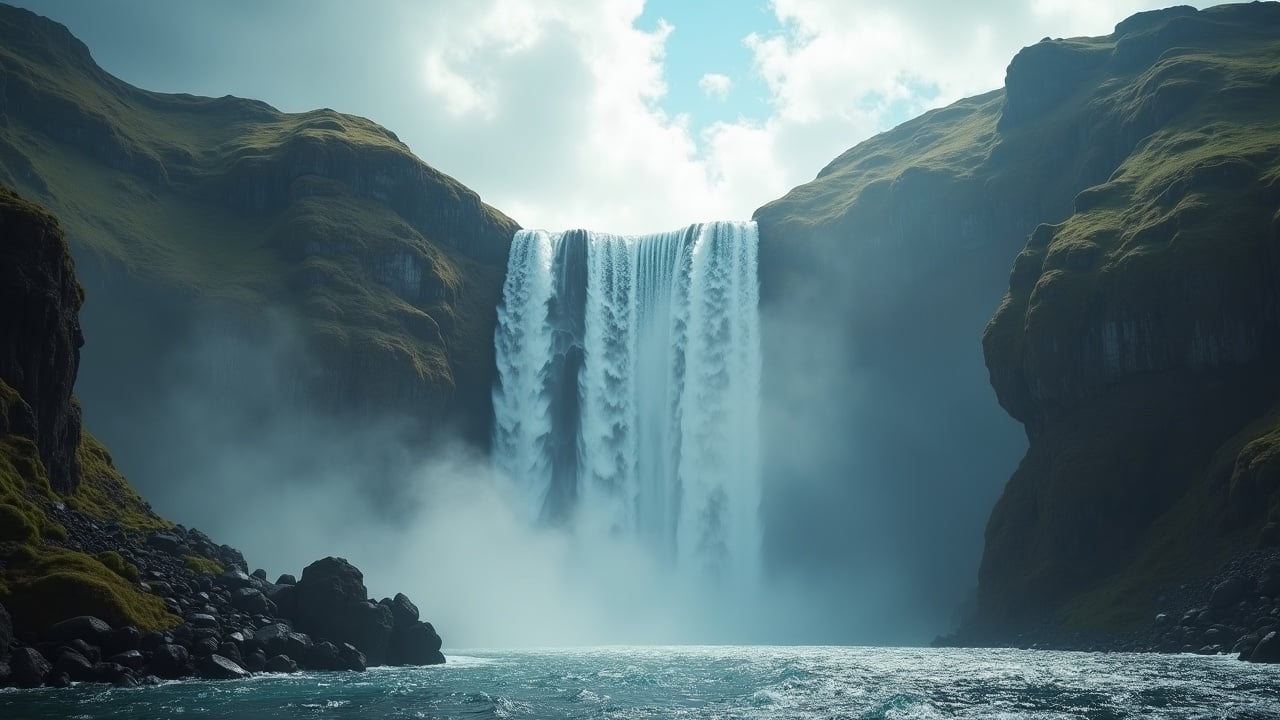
[3,646,1279,719]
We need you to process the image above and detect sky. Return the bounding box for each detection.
[11,0,1208,234]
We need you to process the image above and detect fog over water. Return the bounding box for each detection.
[72,216,1025,647]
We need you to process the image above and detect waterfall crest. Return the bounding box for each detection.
[493,221,761,580]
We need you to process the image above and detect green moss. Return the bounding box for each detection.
[0,544,178,632]
[68,430,170,531]
[182,554,223,576]
[94,550,140,583]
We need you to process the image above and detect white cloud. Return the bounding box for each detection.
[400,0,1207,235]
[698,72,733,101]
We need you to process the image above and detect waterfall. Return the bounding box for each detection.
[493,221,762,581]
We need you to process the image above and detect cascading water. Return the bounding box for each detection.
[492,221,762,582]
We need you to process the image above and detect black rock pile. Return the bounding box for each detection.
[0,515,444,688]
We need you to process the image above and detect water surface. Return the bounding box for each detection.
[2,646,1278,719]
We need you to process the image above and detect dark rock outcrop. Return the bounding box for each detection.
[0,603,11,661]
[10,646,51,688]
[0,185,83,493]
[294,557,393,665]
[197,654,250,680]
[263,654,298,674]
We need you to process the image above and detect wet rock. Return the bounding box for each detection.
[217,569,253,591]
[51,649,95,681]
[244,650,267,673]
[0,661,9,686]
[46,615,111,645]
[268,584,298,619]
[188,613,220,629]
[339,643,367,672]
[11,647,52,688]
[305,641,345,671]
[147,532,189,556]
[108,650,146,670]
[198,654,250,680]
[0,603,11,662]
[92,661,129,684]
[1260,563,1280,597]
[388,621,445,666]
[1211,577,1252,609]
[1250,631,1280,662]
[47,671,70,688]
[67,638,100,663]
[295,557,394,664]
[139,632,167,652]
[104,626,141,655]
[264,654,298,673]
[149,643,190,679]
[388,593,419,629]
[218,642,243,667]
[192,637,220,657]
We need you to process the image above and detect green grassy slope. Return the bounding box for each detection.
[0,3,518,443]
[755,2,1280,633]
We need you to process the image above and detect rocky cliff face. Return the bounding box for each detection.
[753,2,1280,636]
[975,3,1280,632]
[0,4,518,488]
[0,185,83,493]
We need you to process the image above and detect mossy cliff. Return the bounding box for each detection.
[754,2,1280,634]
[0,4,518,457]
[0,185,178,632]
[977,5,1280,632]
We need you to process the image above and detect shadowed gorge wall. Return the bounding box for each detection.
[0,4,517,514]
[753,2,1280,639]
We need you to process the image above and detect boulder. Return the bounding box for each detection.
[0,602,11,661]
[305,641,345,671]
[198,654,250,680]
[388,621,445,666]
[268,584,298,619]
[192,637,220,657]
[276,574,297,586]
[149,643,190,679]
[188,613,219,630]
[216,570,253,591]
[339,643,367,672]
[388,593,419,629]
[147,532,189,556]
[1211,577,1252,609]
[294,557,393,664]
[91,661,130,685]
[1249,631,1280,663]
[251,569,268,581]
[1260,563,1280,597]
[263,654,298,673]
[11,647,51,688]
[218,642,243,667]
[0,661,10,686]
[232,588,269,615]
[51,649,95,682]
[103,626,141,655]
[108,650,146,670]
[243,650,267,673]
[46,615,111,645]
